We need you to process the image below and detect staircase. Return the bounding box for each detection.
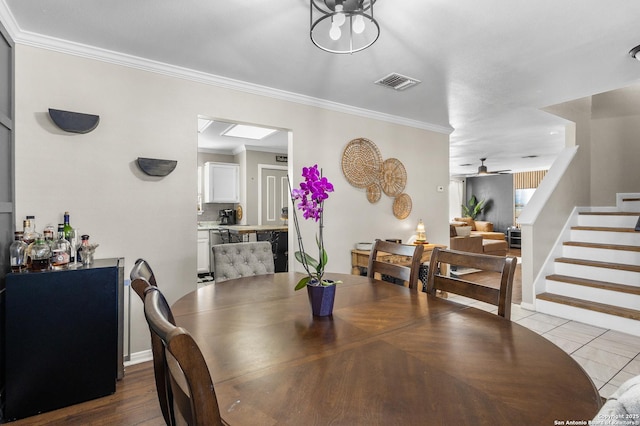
[535,195,640,337]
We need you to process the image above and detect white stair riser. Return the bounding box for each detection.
[536,299,640,337]
[621,201,640,212]
[570,230,640,246]
[578,215,639,228]
[545,280,640,311]
[554,263,640,286]
[562,246,640,265]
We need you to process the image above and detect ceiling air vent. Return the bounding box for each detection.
[374,73,421,91]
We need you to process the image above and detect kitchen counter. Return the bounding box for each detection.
[222,224,288,234]
[197,222,288,234]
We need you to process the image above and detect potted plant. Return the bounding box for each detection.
[462,195,485,219]
[289,164,340,316]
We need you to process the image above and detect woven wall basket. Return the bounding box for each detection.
[341,138,382,188]
[366,182,381,203]
[380,158,407,197]
[392,193,412,219]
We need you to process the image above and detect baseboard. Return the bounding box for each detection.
[124,349,153,366]
[520,301,535,311]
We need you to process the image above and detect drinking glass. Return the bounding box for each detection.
[69,229,80,268]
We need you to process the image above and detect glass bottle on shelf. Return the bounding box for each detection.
[9,231,28,272]
[63,211,73,241]
[43,226,56,250]
[30,237,52,272]
[51,224,71,270]
[22,219,37,245]
[22,219,37,270]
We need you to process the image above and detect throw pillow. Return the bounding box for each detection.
[455,226,472,237]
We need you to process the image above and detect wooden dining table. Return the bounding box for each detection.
[172,272,601,425]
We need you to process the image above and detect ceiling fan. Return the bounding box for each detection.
[475,158,511,176]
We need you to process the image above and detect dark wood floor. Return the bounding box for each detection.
[8,249,522,425]
[8,362,164,426]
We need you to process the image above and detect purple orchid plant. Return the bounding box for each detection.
[289,164,339,290]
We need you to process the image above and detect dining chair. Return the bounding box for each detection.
[425,247,517,319]
[367,239,425,291]
[218,227,241,244]
[130,258,158,287]
[130,273,175,426]
[256,230,280,262]
[212,241,275,283]
[142,285,227,426]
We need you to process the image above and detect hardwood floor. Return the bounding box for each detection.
[8,362,164,426]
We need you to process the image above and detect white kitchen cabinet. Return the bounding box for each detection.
[204,162,240,203]
[197,230,210,273]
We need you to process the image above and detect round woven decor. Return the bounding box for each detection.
[341,138,382,188]
[366,182,381,203]
[392,193,412,220]
[380,158,407,197]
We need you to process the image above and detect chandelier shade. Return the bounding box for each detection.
[310,0,380,54]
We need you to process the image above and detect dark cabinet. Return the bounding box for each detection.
[2,258,123,421]
[507,227,522,249]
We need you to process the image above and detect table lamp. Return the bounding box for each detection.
[415,219,427,243]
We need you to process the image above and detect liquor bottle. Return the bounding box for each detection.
[22,219,37,245]
[26,215,37,234]
[77,234,90,263]
[22,219,37,270]
[43,226,55,249]
[30,237,52,272]
[63,211,73,241]
[9,231,28,272]
[51,224,71,270]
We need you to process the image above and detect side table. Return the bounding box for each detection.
[507,227,522,248]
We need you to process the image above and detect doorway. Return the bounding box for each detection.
[259,165,288,226]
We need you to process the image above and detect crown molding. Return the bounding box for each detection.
[0,1,453,136]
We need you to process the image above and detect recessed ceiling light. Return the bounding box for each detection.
[459,163,472,166]
[221,124,278,140]
[629,44,640,61]
[522,155,538,158]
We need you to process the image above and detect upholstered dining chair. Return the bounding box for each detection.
[130,267,175,426]
[367,239,425,291]
[425,247,517,319]
[212,241,275,283]
[142,285,227,426]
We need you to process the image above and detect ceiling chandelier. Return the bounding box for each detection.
[310,0,380,54]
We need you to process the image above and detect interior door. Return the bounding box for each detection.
[260,167,288,225]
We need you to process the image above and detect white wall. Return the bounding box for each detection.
[590,113,640,206]
[14,44,450,356]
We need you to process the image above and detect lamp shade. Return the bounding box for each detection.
[415,219,426,242]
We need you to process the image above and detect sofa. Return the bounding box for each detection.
[452,217,506,240]
[449,219,508,256]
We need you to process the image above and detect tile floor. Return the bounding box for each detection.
[445,293,640,399]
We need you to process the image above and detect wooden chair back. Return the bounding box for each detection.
[367,239,425,291]
[143,286,225,426]
[130,261,175,426]
[426,248,517,319]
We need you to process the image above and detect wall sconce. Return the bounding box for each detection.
[415,219,427,243]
